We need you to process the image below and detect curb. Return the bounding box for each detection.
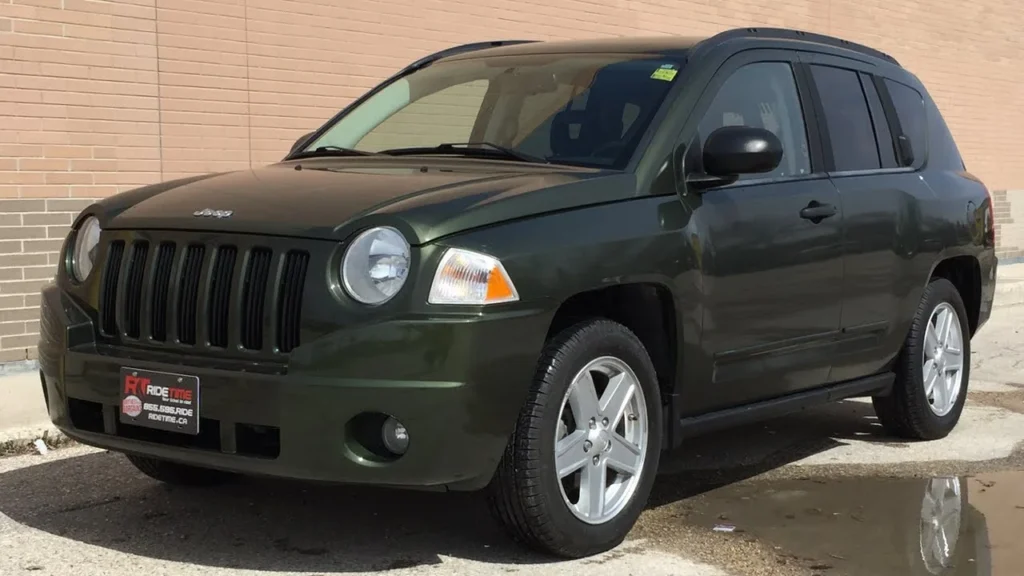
[0,425,74,457]
[0,359,39,376]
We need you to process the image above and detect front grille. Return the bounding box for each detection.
[240,247,272,350]
[123,241,149,339]
[207,246,237,348]
[100,241,125,335]
[277,251,309,354]
[150,242,176,342]
[177,244,205,346]
[98,237,310,355]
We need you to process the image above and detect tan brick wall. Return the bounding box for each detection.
[993,189,1024,261]
[1,0,1023,362]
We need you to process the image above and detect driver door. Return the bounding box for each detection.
[684,51,846,413]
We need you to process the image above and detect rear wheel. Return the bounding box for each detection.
[125,454,232,487]
[487,319,663,558]
[873,277,971,440]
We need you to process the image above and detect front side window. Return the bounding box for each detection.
[304,54,685,169]
[697,61,811,180]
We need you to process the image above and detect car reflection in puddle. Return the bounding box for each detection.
[659,470,1024,575]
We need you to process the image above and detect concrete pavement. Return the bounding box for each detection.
[997,260,1024,307]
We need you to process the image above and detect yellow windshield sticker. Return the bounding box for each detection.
[651,66,678,82]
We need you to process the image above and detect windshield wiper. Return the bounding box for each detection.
[290,146,379,159]
[378,142,549,164]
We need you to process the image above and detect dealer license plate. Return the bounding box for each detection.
[119,367,200,435]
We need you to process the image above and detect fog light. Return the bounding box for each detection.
[381,416,409,455]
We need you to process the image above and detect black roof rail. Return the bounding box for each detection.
[398,40,539,75]
[701,27,901,66]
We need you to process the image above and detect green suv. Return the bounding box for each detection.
[39,27,997,558]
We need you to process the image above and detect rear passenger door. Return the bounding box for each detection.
[685,50,846,413]
[799,53,934,382]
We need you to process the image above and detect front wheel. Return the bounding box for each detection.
[487,319,663,558]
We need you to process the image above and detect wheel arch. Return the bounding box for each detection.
[926,253,982,336]
[544,282,679,410]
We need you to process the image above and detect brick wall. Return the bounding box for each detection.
[1,0,1023,362]
[994,190,1024,262]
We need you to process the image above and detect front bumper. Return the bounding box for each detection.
[38,282,551,491]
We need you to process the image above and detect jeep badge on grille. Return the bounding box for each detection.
[193,208,233,218]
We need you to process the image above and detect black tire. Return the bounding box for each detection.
[486,319,663,558]
[873,277,971,440]
[125,454,232,487]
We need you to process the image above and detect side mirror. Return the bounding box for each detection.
[702,125,783,177]
[289,131,316,155]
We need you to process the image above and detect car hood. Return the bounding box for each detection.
[96,159,636,245]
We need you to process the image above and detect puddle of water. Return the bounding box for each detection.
[656,470,1024,576]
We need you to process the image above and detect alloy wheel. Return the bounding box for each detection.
[922,302,965,417]
[554,356,649,525]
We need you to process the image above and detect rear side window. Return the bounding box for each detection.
[884,79,928,166]
[810,65,881,172]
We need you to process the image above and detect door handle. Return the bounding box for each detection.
[799,201,837,223]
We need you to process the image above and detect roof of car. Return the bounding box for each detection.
[442,36,705,60]
[434,28,900,67]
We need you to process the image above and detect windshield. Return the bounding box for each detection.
[301,53,684,170]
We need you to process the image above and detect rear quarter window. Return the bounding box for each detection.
[884,79,928,166]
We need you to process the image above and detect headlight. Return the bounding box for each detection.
[341,226,411,305]
[71,216,102,282]
[428,248,519,305]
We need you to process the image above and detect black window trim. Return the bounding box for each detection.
[796,59,833,172]
[871,75,905,153]
[858,71,899,170]
[792,61,826,173]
